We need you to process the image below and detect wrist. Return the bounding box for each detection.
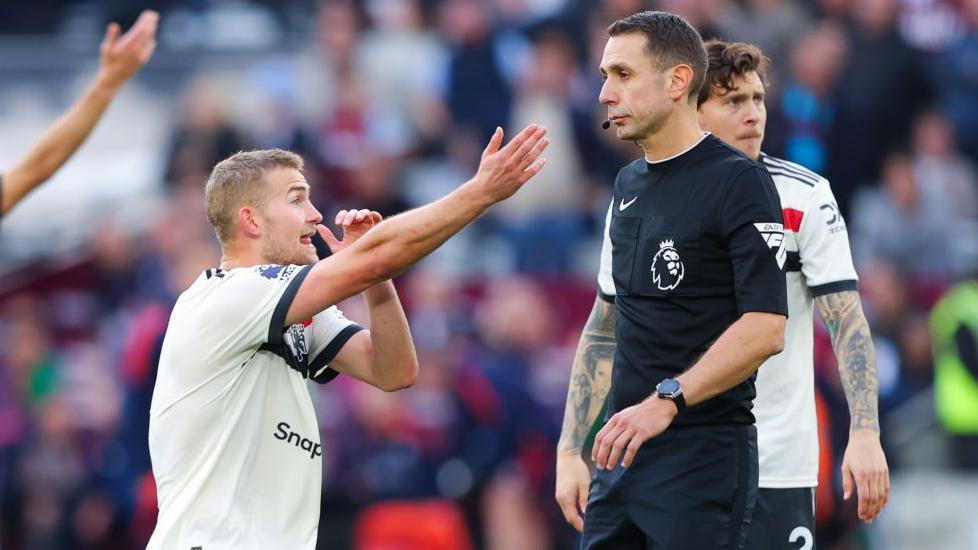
[650,395,680,418]
[458,177,497,213]
[557,442,584,458]
[92,70,126,98]
[363,280,396,305]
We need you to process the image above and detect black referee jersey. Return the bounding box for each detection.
[597,134,788,426]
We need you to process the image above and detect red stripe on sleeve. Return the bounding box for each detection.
[782,208,804,233]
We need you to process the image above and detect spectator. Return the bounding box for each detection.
[850,151,960,280]
[827,0,934,214]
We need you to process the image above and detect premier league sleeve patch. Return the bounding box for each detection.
[754,223,787,269]
[256,264,300,281]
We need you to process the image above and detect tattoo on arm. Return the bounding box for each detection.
[816,290,880,432]
[557,298,617,455]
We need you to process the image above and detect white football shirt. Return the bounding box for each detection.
[147,264,361,550]
[754,153,858,488]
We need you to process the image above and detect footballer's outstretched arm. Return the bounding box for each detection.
[286,125,549,326]
[555,295,616,532]
[1,11,157,215]
[326,282,417,392]
[314,209,418,392]
[816,289,889,523]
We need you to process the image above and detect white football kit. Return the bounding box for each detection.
[147,264,361,550]
[754,153,858,488]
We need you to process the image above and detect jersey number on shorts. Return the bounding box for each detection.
[789,526,813,550]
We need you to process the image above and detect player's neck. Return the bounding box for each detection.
[219,242,263,271]
[640,110,704,163]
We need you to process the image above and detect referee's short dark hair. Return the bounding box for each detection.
[697,40,771,107]
[607,11,708,103]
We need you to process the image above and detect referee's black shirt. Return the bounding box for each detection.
[598,134,788,427]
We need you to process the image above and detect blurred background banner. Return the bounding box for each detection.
[1,0,977,549]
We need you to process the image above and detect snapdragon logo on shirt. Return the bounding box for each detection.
[274,422,323,459]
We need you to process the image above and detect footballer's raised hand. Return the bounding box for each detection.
[318,209,383,253]
[98,9,159,90]
[471,125,549,204]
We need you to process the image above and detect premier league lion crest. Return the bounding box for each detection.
[651,239,684,290]
[283,324,309,365]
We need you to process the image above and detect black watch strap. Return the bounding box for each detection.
[661,390,686,412]
[656,379,686,413]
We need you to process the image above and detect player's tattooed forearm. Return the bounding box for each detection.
[817,290,880,432]
[558,299,616,454]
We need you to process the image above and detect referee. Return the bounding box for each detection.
[556,11,787,549]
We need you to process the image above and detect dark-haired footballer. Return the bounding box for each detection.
[697,40,889,549]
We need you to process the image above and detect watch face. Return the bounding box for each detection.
[658,379,680,396]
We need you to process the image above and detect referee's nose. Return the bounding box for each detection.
[599,80,617,106]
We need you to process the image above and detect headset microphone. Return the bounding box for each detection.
[602,119,611,130]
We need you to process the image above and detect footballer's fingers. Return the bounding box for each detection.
[316,224,341,251]
[841,463,854,501]
[517,136,549,173]
[882,467,890,509]
[856,471,876,522]
[353,209,372,223]
[556,497,583,532]
[505,125,547,165]
[518,158,548,183]
[481,127,504,160]
[341,209,360,226]
[498,124,543,160]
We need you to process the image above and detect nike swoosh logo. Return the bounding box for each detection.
[619,196,638,211]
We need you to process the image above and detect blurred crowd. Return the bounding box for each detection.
[2,0,978,548]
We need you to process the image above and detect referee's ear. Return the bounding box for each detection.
[667,63,695,102]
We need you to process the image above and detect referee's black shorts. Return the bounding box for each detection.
[581,424,758,550]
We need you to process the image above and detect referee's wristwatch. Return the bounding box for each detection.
[655,378,686,413]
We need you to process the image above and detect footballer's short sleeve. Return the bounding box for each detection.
[208,264,311,352]
[597,201,616,302]
[797,180,859,296]
[306,306,364,384]
[721,166,789,316]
